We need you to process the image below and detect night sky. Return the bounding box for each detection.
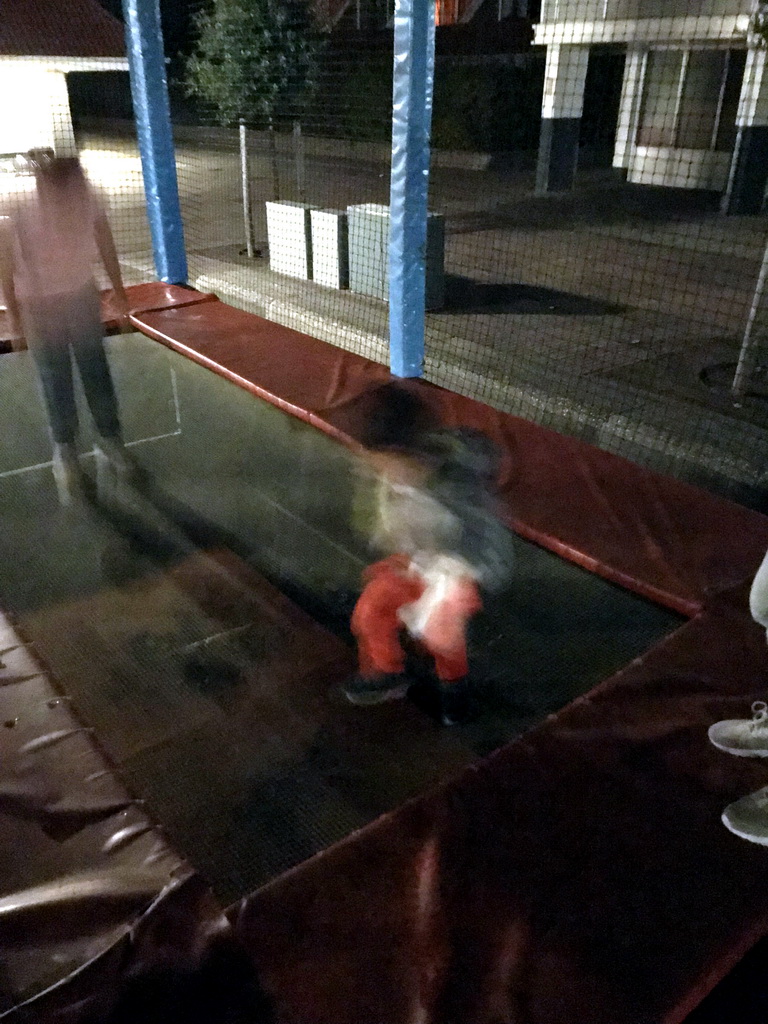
[98,0,197,64]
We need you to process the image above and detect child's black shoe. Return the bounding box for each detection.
[343,672,409,705]
[438,678,476,726]
[409,676,477,726]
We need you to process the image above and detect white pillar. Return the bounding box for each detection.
[613,48,646,170]
[736,48,768,129]
[541,43,590,121]
[536,44,590,194]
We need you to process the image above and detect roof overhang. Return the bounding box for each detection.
[534,13,750,46]
[0,55,128,72]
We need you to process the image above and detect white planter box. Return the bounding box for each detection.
[310,209,349,289]
[347,203,445,310]
[266,201,314,280]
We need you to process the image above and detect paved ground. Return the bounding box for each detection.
[34,130,768,504]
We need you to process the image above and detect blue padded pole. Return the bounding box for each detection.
[388,0,436,377]
[122,0,187,285]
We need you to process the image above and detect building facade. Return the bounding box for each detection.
[0,0,127,160]
[534,0,768,213]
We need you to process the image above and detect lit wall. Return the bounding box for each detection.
[0,62,76,158]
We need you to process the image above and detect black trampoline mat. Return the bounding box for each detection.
[0,335,682,902]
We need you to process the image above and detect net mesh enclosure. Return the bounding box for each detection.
[4,0,768,507]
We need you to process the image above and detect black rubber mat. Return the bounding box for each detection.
[0,335,681,902]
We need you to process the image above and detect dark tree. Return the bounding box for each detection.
[184,0,323,126]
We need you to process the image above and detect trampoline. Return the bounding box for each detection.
[4,287,768,1024]
[0,330,678,903]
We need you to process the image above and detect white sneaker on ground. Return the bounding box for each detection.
[51,443,85,506]
[95,438,139,502]
[722,786,768,846]
[708,701,768,757]
[749,547,768,637]
[96,437,136,476]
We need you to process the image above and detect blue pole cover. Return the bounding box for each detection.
[122,0,188,285]
[388,0,436,378]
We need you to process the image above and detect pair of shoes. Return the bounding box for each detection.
[51,443,86,506]
[709,702,768,845]
[408,676,477,726]
[342,671,477,724]
[343,673,409,705]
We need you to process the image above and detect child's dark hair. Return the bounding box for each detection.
[358,381,438,453]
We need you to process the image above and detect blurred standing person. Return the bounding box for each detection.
[0,152,132,504]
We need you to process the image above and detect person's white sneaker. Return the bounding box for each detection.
[96,437,136,475]
[749,548,768,638]
[51,443,85,506]
[708,701,768,757]
[722,786,768,846]
[95,438,138,501]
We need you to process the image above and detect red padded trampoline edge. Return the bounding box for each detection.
[661,918,768,1024]
[133,301,713,618]
[227,600,768,1024]
[131,317,322,429]
[510,521,703,618]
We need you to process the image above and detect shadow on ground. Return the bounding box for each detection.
[700,360,768,403]
[447,182,722,235]
[442,274,624,316]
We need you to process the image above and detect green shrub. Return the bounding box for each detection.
[185,0,324,126]
[432,58,544,151]
[314,54,544,151]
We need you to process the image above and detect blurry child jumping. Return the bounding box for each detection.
[344,382,513,726]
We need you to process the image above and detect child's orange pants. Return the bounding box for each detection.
[351,555,480,683]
